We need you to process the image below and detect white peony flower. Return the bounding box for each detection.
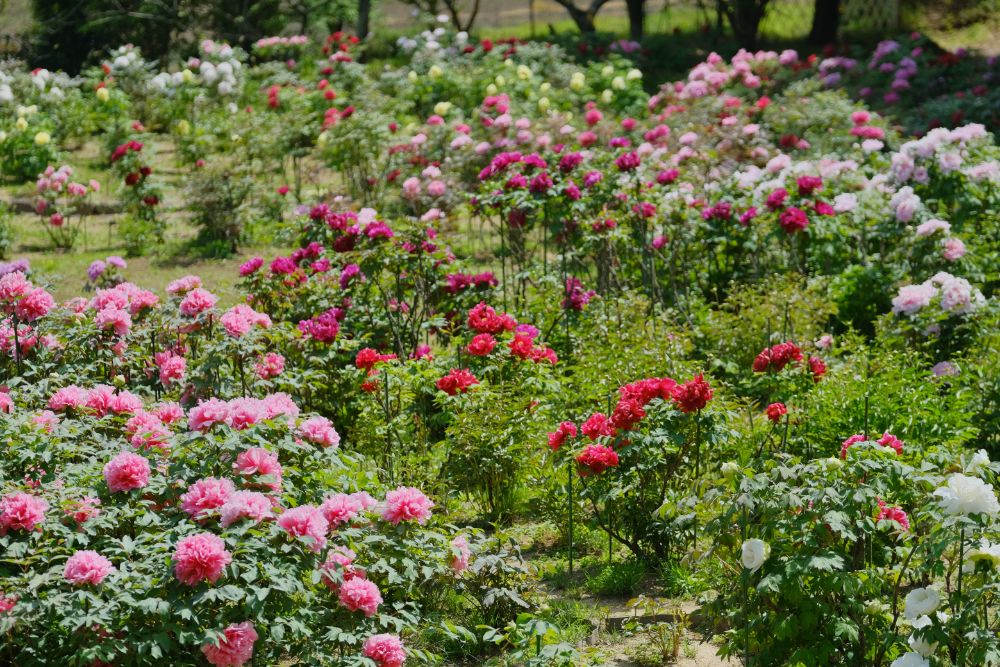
[934,473,1000,516]
[891,652,929,667]
[965,449,991,474]
[963,539,1000,573]
[903,587,940,620]
[740,539,770,572]
[907,615,937,656]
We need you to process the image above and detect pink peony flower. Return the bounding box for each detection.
[299,416,340,447]
[0,491,48,532]
[48,385,89,411]
[15,287,55,321]
[450,535,471,572]
[338,576,382,616]
[179,288,218,317]
[95,307,132,337]
[181,477,236,520]
[225,398,265,430]
[202,622,258,667]
[364,634,406,667]
[64,496,101,525]
[103,452,151,493]
[278,505,329,552]
[220,491,273,528]
[255,352,285,379]
[876,499,909,531]
[380,486,434,525]
[173,532,232,585]
[319,546,361,591]
[166,275,202,295]
[320,493,363,528]
[63,550,114,585]
[233,447,282,491]
[189,398,230,431]
[155,351,186,386]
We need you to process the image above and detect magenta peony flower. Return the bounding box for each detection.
[202,621,258,667]
[103,452,151,493]
[278,505,329,552]
[173,532,232,585]
[63,550,114,585]
[338,576,382,616]
[380,486,434,525]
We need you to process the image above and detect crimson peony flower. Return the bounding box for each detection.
[766,402,787,423]
[436,369,479,396]
[576,444,619,476]
[672,374,713,413]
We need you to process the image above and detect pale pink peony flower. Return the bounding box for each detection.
[202,621,258,667]
[278,505,328,552]
[63,550,114,585]
[891,282,937,316]
[0,491,48,532]
[103,452,151,493]
[380,486,434,525]
[181,478,235,520]
[338,576,382,616]
[915,218,950,237]
[219,491,273,528]
[299,416,340,448]
[942,237,966,261]
[173,532,232,585]
[364,634,406,667]
[179,288,218,316]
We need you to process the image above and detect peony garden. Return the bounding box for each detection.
[1,7,1000,667]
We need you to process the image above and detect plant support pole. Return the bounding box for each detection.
[568,461,574,576]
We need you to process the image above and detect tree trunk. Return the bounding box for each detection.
[567,5,597,32]
[626,0,645,40]
[356,0,371,38]
[807,0,840,44]
[723,0,768,50]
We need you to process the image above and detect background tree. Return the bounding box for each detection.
[717,0,771,49]
[626,0,644,40]
[808,0,840,44]
[551,0,611,34]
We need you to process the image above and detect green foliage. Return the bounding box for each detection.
[584,560,645,596]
